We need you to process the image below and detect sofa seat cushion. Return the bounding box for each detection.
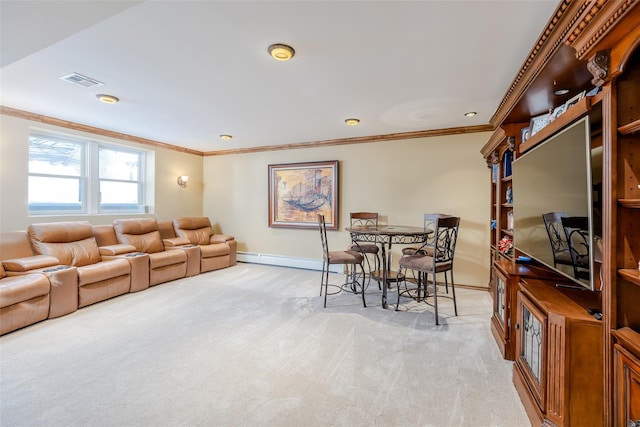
[77,259,130,286]
[0,274,50,308]
[200,243,230,258]
[149,250,187,269]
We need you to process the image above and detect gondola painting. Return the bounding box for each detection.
[268,160,338,229]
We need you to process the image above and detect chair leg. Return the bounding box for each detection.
[320,261,327,296]
[395,267,404,311]
[359,263,367,308]
[444,272,449,294]
[432,272,439,325]
[323,262,330,308]
[374,253,381,290]
[450,270,457,316]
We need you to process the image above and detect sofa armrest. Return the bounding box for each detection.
[210,234,235,244]
[163,237,191,247]
[99,244,137,256]
[2,255,60,272]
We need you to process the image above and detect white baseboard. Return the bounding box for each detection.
[237,252,342,273]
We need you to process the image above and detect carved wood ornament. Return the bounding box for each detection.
[587,49,610,86]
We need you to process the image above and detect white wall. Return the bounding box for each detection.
[0,114,203,231]
[203,132,492,288]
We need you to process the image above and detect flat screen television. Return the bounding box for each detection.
[512,116,601,291]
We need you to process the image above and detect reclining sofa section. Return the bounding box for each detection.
[28,221,131,308]
[172,217,237,273]
[113,218,187,286]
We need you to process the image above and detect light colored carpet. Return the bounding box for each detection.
[0,263,529,427]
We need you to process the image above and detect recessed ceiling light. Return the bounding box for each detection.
[345,118,360,126]
[219,134,233,140]
[268,44,295,61]
[96,94,119,104]
[554,89,570,96]
[464,111,477,117]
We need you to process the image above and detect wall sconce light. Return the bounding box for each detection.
[177,175,189,188]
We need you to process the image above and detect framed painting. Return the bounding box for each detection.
[268,160,339,229]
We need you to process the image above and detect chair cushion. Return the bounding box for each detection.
[328,250,364,265]
[555,251,572,264]
[402,246,435,256]
[349,243,379,254]
[399,254,451,273]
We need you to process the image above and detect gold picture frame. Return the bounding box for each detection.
[268,160,339,229]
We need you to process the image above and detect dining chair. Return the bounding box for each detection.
[402,213,452,292]
[396,215,460,325]
[560,216,591,281]
[318,214,367,308]
[542,212,573,270]
[347,212,381,289]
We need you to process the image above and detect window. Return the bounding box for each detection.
[98,146,143,213]
[28,133,148,215]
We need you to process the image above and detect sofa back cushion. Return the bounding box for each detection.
[28,221,101,267]
[173,217,214,245]
[157,221,176,240]
[0,231,35,259]
[92,225,119,247]
[113,218,164,254]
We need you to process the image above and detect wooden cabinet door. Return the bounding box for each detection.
[615,344,640,427]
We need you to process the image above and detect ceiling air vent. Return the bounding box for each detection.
[59,73,104,88]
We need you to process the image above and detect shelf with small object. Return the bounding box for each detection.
[520,95,593,155]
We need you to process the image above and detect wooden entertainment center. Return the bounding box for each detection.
[481,1,640,426]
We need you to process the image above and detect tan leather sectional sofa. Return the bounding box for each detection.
[0,217,236,335]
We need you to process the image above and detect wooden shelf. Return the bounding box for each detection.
[618,199,640,208]
[501,229,513,236]
[618,269,640,286]
[502,175,512,181]
[519,96,592,154]
[619,118,640,135]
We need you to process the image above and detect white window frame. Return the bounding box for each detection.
[28,131,149,216]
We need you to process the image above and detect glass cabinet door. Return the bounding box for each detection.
[494,268,507,330]
[516,291,547,410]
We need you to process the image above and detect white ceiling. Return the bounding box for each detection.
[0,0,559,154]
